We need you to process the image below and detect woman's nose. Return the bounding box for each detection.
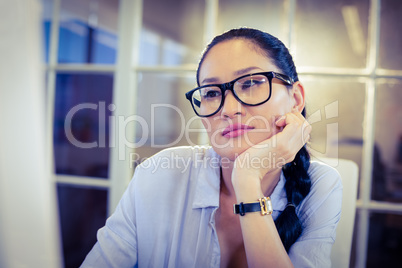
[220,91,245,118]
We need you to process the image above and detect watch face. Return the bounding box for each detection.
[259,197,272,215]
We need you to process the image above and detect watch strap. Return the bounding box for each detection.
[233,197,273,216]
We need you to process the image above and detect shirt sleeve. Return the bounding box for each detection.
[80,170,140,268]
[288,164,343,268]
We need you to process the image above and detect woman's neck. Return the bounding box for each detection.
[220,158,282,198]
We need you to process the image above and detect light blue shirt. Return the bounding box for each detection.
[81,146,342,267]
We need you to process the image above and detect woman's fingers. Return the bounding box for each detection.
[275,115,287,127]
[302,121,312,143]
[274,111,311,161]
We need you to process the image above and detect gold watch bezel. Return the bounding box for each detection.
[258,197,273,216]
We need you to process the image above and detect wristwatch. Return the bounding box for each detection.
[233,197,273,216]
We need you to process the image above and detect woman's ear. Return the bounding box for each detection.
[291,81,305,112]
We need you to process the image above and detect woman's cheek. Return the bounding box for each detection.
[201,118,215,139]
[201,118,210,131]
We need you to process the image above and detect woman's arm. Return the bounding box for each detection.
[80,174,139,267]
[233,178,293,268]
[231,111,311,267]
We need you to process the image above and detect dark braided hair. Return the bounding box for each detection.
[197,28,311,252]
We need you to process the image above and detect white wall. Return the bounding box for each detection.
[0,0,62,267]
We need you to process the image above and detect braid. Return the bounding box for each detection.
[275,146,311,252]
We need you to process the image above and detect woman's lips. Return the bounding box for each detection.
[222,124,254,138]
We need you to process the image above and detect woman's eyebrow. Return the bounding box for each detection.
[234,66,263,76]
[200,77,219,85]
[200,66,263,85]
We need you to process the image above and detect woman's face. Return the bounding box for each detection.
[199,39,297,161]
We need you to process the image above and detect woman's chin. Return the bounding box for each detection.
[215,147,247,162]
[208,130,275,162]
[210,140,255,162]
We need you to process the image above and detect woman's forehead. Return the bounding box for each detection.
[199,39,277,83]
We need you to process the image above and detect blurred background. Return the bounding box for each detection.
[2,0,402,267]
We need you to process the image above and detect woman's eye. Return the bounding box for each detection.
[202,89,221,99]
[241,79,263,89]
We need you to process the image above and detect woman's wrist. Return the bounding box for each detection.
[231,173,264,202]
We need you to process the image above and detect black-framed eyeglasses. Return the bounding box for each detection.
[185,71,294,117]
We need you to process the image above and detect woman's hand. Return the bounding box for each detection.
[232,110,311,186]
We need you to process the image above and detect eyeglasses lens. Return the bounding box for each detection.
[191,74,271,116]
[191,86,222,116]
[234,74,270,105]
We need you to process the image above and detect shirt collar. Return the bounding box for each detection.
[192,147,221,209]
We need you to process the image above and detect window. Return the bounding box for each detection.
[43,0,117,267]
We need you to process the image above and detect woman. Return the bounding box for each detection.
[81,28,342,268]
